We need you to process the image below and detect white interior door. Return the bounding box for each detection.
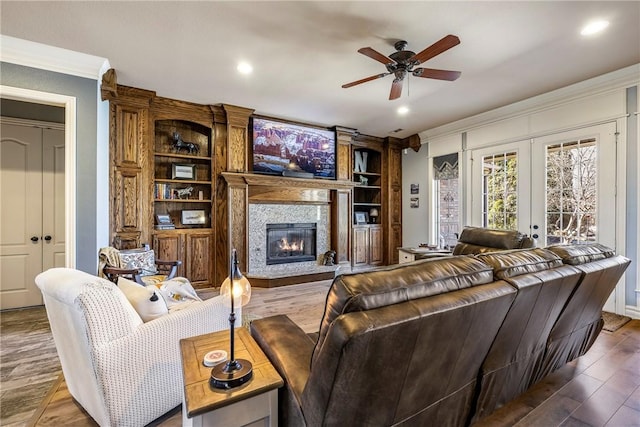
[1,122,65,309]
[42,128,66,270]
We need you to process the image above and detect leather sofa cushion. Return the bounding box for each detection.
[312,255,494,366]
[476,248,562,279]
[453,226,535,255]
[546,243,615,265]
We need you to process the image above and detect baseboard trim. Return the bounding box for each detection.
[625,305,640,319]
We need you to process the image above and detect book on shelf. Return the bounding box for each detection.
[155,224,176,230]
[154,183,174,200]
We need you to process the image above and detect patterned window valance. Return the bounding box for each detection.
[434,153,458,180]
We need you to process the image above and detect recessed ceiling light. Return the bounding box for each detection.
[237,61,253,75]
[397,106,410,115]
[580,20,609,36]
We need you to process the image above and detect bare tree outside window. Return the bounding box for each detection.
[545,138,597,245]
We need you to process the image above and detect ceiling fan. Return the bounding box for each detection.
[342,34,462,100]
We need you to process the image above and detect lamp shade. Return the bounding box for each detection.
[369,208,379,217]
[220,260,251,307]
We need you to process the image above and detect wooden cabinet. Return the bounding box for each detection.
[153,230,213,287]
[153,120,213,229]
[103,75,218,288]
[151,119,215,287]
[352,224,383,267]
[352,147,382,223]
[352,143,385,268]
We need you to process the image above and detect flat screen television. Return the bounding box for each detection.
[251,117,336,179]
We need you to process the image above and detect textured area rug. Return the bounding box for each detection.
[602,311,631,332]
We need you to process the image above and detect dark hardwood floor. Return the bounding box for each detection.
[1,280,638,427]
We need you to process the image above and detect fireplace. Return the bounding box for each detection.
[266,223,317,265]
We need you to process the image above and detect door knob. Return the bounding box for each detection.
[31,236,39,242]
[44,235,52,241]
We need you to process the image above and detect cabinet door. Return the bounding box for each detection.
[111,104,150,248]
[369,226,383,265]
[186,232,213,287]
[352,226,369,266]
[153,233,185,277]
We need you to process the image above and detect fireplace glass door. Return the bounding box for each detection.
[266,223,317,265]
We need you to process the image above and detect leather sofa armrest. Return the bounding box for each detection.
[251,315,314,424]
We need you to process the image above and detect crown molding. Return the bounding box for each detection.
[419,63,640,142]
[0,35,110,80]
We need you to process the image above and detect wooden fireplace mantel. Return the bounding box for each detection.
[222,172,355,204]
[221,172,354,190]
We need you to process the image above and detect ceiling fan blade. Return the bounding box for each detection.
[412,68,461,81]
[358,47,395,65]
[409,34,460,65]
[342,73,389,88]
[389,79,403,100]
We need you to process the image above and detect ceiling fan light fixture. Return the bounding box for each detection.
[342,34,461,101]
[580,20,609,36]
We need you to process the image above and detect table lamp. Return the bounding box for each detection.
[369,207,379,223]
[211,248,253,389]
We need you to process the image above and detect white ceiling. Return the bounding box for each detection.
[1,1,639,139]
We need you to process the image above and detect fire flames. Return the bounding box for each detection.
[277,237,304,253]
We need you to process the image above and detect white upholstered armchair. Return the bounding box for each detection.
[36,268,233,426]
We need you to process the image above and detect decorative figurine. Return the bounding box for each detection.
[175,186,194,199]
[171,132,200,155]
[323,250,336,266]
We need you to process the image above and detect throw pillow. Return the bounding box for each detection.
[154,277,202,309]
[117,276,168,322]
[118,249,158,276]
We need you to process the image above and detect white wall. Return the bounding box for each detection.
[401,148,430,247]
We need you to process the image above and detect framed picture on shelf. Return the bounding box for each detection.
[181,209,206,225]
[172,163,196,180]
[156,214,173,225]
[355,211,368,225]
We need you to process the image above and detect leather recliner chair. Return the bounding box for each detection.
[251,256,518,426]
[532,243,631,383]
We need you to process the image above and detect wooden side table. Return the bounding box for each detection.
[180,327,284,427]
[398,247,452,263]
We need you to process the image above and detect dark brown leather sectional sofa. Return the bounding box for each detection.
[250,243,630,426]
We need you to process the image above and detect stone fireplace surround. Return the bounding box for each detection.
[222,172,354,287]
[248,203,332,277]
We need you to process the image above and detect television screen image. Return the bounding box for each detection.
[252,117,336,179]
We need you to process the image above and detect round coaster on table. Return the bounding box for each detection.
[203,350,227,367]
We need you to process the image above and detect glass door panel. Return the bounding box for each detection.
[470,140,531,233]
[532,123,616,249]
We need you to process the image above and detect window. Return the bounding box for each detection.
[482,151,517,230]
[545,138,597,245]
[433,154,460,248]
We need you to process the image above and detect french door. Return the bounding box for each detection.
[471,123,618,308]
[471,123,616,245]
